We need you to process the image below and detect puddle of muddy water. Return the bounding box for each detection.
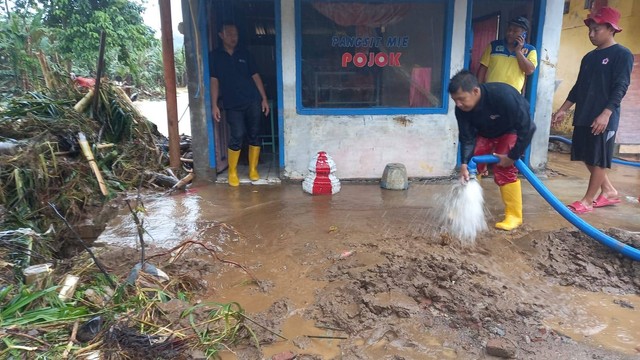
[96,191,204,248]
[545,289,640,355]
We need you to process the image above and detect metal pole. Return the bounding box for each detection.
[159,0,181,169]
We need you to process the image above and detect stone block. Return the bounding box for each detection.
[380,163,408,190]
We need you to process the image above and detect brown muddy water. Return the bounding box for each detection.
[95,158,640,359]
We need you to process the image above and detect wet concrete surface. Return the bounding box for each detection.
[96,152,640,359]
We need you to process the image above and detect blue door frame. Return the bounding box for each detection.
[198,0,285,172]
[461,0,547,168]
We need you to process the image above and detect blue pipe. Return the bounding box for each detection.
[549,135,640,168]
[468,155,640,261]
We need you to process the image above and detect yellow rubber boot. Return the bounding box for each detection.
[248,145,261,181]
[227,149,240,187]
[495,179,523,231]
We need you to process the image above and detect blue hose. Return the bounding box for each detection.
[468,154,640,261]
[549,135,640,168]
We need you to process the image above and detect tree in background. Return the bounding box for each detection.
[0,6,50,90]
[1,0,174,93]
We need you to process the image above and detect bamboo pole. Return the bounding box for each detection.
[77,132,108,196]
[73,89,94,113]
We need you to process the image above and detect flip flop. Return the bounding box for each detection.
[593,195,621,208]
[567,201,593,214]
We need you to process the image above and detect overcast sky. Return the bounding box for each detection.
[142,1,184,48]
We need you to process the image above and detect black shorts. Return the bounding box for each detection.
[571,126,615,168]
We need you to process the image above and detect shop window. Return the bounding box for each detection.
[297,0,452,114]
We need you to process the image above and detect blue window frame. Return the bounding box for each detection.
[296,0,454,115]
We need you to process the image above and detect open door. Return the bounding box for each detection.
[212,113,230,173]
[207,0,278,177]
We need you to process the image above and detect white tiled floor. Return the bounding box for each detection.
[216,152,281,185]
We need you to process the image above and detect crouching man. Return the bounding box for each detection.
[449,70,536,230]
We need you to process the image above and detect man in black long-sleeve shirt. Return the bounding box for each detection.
[552,6,633,214]
[449,70,536,231]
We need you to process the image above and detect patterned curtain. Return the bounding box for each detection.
[470,14,500,75]
[312,2,411,39]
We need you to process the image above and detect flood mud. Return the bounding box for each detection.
[93,157,640,359]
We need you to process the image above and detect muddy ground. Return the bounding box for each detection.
[94,184,640,359]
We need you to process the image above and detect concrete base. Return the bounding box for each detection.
[380,163,408,190]
[618,144,640,155]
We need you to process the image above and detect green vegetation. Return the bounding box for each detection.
[0,0,186,94]
[0,272,257,359]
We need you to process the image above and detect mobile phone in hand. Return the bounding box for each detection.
[515,31,528,47]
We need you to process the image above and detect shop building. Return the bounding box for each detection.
[180,0,564,181]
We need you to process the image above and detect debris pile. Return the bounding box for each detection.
[0,242,260,359]
[0,53,238,358]
[0,76,181,260]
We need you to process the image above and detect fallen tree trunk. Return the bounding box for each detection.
[144,171,179,188]
[36,52,59,91]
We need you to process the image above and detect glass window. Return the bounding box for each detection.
[298,0,451,113]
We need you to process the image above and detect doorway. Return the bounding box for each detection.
[207,0,279,184]
[467,0,535,99]
[465,0,541,165]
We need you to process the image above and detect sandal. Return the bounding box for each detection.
[592,195,621,208]
[567,201,593,214]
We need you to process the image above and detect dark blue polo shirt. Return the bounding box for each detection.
[456,83,536,164]
[210,47,262,110]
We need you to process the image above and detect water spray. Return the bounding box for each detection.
[437,178,487,245]
[437,155,500,245]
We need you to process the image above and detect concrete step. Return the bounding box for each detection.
[618,144,640,155]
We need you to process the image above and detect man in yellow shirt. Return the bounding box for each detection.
[477,16,537,93]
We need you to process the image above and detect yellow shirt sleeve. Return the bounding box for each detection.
[479,44,492,67]
[527,48,538,69]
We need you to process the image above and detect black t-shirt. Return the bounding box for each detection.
[210,47,262,109]
[567,44,633,130]
[456,83,536,164]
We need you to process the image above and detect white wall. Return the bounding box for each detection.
[529,0,564,170]
[280,0,469,179]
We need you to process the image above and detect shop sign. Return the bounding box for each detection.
[332,35,409,68]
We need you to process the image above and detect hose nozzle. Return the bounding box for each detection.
[467,154,500,177]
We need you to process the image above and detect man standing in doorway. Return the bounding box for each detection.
[552,6,633,214]
[210,22,270,186]
[449,70,536,231]
[477,16,537,93]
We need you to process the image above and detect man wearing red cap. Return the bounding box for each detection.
[552,6,634,214]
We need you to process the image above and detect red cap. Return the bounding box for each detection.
[584,6,622,33]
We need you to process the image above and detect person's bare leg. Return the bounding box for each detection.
[597,172,618,199]
[579,164,607,207]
